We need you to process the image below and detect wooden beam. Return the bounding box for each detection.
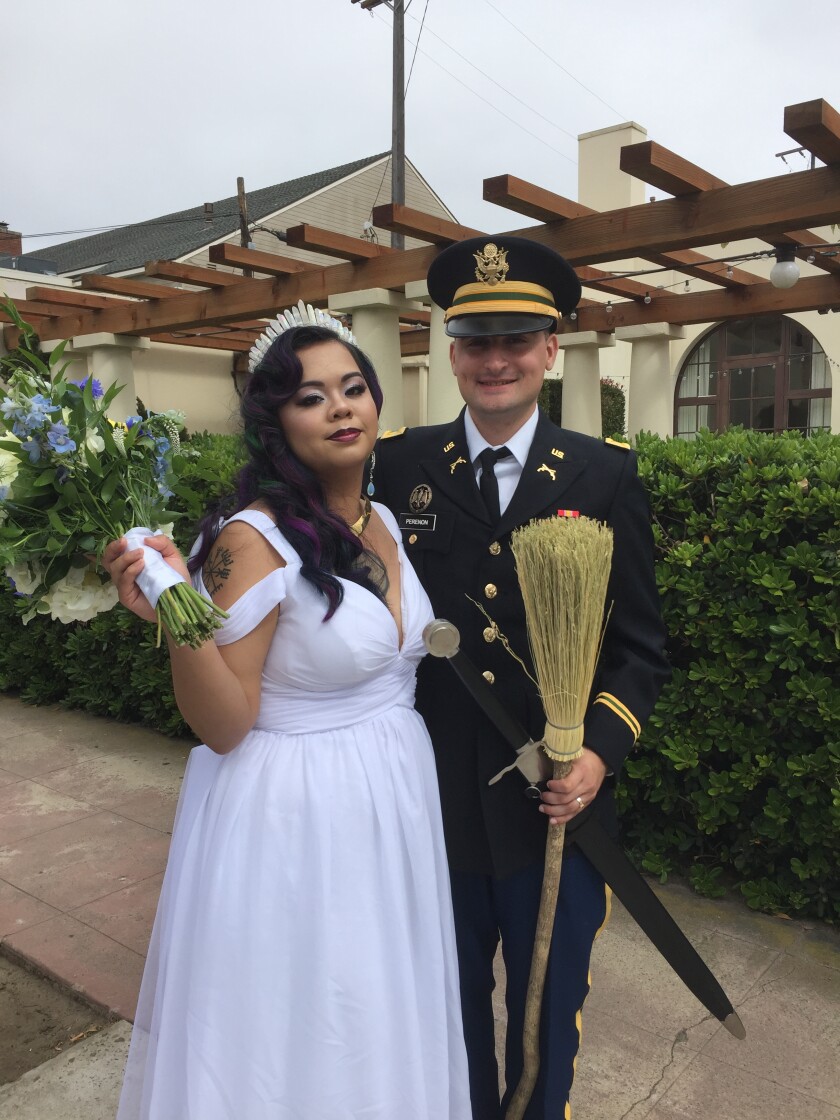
[784,98,840,165]
[511,165,840,265]
[208,243,313,275]
[399,328,431,357]
[150,333,250,352]
[144,260,247,287]
[484,172,760,289]
[483,174,591,222]
[285,223,395,261]
[24,286,130,311]
[620,141,726,195]
[1,299,76,323]
[30,245,440,341]
[399,308,431,325]
[575,273,840,332]
[80,274,185,300]
[371,204,482,243]
[619,140,840,274]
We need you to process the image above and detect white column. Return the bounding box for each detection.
[50,333,151,418]
[405,279,462,425]
[555,331,615,437]
[616,322,686,438]
[329,288,423,432]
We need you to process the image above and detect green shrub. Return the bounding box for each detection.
[620,428,840,922]
[539,376,626,438]
[1,426,838,921]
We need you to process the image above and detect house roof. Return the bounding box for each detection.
[20,153,390,277]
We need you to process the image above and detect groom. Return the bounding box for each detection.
[375,236,670,1119]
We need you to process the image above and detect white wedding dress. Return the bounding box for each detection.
[117,506,471,1119]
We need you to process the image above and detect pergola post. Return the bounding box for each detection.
[328,288,423,432]
[616,322,686,438]
[555,331,615,437]
[405,279,461,425]
[45,333,151,417]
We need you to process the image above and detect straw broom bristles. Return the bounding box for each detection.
[505,515,613,1120]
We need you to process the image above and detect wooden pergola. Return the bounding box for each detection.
[4,98,840,365]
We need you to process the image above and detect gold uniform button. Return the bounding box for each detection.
[484,583,498,599]
[483,626,496,643]
[408,534,418,544]
[482,671,495,685]
[488,541,501,556]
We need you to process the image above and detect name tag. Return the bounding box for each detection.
[399,513,437,531]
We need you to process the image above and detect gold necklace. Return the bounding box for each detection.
[349,495,372,537]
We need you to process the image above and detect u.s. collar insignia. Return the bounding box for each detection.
[551,448,564,460]
[443,441,455,453]
[409,484,432,512]
[474,243,509,287]
[537,462,557,481]
[449,456,467,474]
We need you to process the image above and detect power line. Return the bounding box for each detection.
[482,0,628,122]
[373,9,576,164]
[404,0,430,93]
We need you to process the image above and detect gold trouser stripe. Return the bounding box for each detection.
[567,884,612,1119]
[594,692,641,740]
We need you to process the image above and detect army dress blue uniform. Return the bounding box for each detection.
[375,411,670,1119]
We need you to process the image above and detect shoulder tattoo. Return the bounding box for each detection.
[203,543,234,596]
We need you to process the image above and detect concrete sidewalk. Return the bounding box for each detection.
[0,693,838,1119]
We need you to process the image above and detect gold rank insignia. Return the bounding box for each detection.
[605,437,630,450]
[409,484,432,512]
[551,448,564,460]
[474,243,510,286]
[380,427,407,440]
[537,462,557,481]
[449,456,467,474]
[443,441,455,452]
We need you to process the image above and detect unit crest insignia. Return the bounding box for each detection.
[474,243,509,286]
[409,484,433,513]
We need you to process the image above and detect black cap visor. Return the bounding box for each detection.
[445,311,558,338]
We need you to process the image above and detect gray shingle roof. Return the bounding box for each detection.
[20,153,389,277]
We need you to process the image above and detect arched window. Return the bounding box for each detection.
[674,316,831,439]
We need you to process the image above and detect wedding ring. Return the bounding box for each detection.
[575,796,585,809]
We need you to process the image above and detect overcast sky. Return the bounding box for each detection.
[5,0,838,256]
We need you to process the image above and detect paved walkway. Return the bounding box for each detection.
[0,693,838,1119]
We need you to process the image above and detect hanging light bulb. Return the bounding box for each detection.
[725,264,734,279]
[807,252,816,264]
[684,280,691,292]
[643,292,652,305]
[770,246,800,289]
[569,310,577,321]
[604,300,613,313]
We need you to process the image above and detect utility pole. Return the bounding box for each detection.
[352,0,405,250]
[236,176,253,277]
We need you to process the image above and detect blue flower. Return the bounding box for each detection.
[46,422,77,454]
[21,438,42,463]
[125,415,142,429]
[1,398,23,423]
[79,376,104,400]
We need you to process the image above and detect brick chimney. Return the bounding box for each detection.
[0,223,23,257]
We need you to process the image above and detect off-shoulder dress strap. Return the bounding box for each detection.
[372,502,403,548]
[194,509,299,646]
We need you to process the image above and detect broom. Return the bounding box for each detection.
[505,515,614,1120]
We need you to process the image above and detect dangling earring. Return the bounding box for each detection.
[366,451,376,497]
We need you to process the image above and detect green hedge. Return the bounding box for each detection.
[621,428,839,922]
[1,426,838,922]
[539,376,626,439]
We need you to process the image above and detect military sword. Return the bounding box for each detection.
[422,618,746,1039]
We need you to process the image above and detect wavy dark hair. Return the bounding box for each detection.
[188,325,385,620]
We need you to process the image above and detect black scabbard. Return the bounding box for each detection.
[427,622,745,1037]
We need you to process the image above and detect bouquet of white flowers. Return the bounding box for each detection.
[0,302,226,647]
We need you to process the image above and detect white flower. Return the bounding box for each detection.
[84,429,106,456]
[42,565,119,624]
[5,561,44,595]
[0,437,21,495]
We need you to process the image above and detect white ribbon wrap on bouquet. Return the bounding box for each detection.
[123,527,185,610]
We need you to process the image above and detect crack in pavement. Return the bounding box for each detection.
[619,1009,712,1120]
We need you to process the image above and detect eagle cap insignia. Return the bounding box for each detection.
[474,243,509,286]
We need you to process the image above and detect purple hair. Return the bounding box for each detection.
[189,325,385,619]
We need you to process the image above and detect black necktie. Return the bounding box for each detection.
[477,446,511,523]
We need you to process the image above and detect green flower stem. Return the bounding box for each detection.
[154,582,228,649]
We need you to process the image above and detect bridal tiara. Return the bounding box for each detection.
[248,300,358,373]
